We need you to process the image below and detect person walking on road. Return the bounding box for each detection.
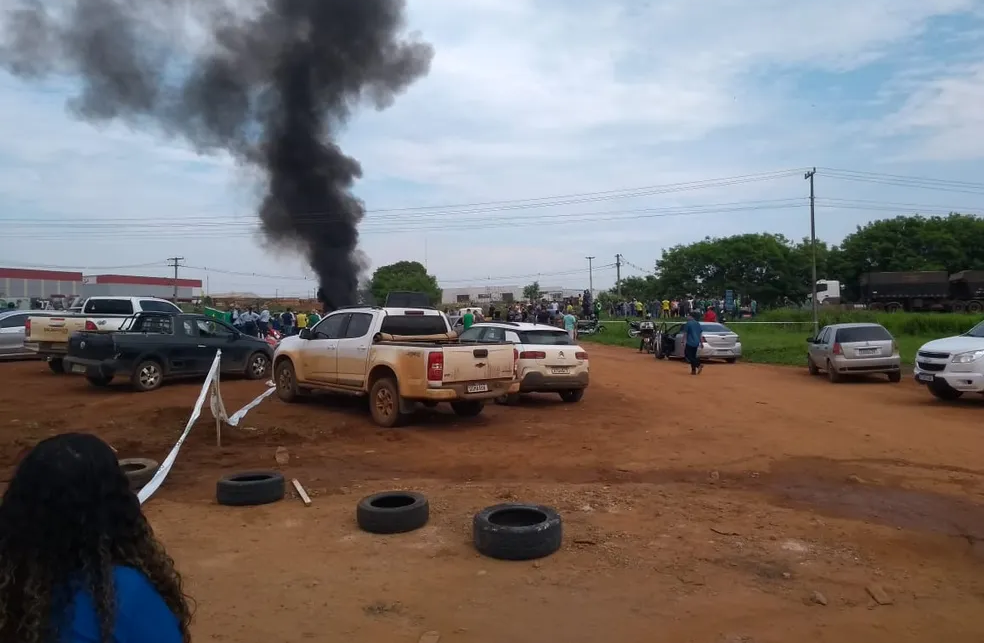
[684,311,704,375]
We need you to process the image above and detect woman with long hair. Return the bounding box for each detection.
[0,433,191,643]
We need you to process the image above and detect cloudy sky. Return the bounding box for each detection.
[2,0,984,296]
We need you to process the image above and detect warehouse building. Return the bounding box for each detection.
[0,267,84,299]
[440,285,586,306]
[82,274,202,301]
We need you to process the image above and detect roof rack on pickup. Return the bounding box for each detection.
[332,304,382,311]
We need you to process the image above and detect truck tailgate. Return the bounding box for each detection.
[68,332,117,362]
[28,316,86,344]
[441,344,514,383]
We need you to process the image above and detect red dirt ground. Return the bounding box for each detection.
[2,346,984,642]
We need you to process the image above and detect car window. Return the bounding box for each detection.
[132,315,172,334]
[379,314,448,335]
[139,299,182,313]
[835,326,892,343]
[818,327,832,343]
[343,313,373,338]
[700,323,731,333]
[505,330,521,343]
[458,327,484,342]
[196,319,235,338]
[83,299,134,315]
[183,319,196,336]
[666,324,683,336]
[313,313,348,339]
[483,327,507,342]
[0,314,27,329]
[518,330,573,345]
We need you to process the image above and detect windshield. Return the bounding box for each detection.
[379,314,449,335]
[518,330,573,345]
[835,326,892,343]
[966,321,984,338]
[700,323,731,333]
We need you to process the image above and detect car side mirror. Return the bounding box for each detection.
[806,337,814,343]
[299,328,312,340]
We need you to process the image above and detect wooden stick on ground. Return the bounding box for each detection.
[291,479,312,506]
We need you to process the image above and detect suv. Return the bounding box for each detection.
[459,321,589,403]
[913,320,984,400]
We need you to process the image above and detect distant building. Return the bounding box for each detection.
[440,285,586,306]
[82,274,202,301]
[0,267,84,299]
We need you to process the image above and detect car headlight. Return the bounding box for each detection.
[951,350,984,364]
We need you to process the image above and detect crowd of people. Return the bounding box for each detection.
[606,295,758,320]
[229,306,322,339]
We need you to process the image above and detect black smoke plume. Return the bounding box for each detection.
[0,0,434,307]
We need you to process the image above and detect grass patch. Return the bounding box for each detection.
[582,316,960,366]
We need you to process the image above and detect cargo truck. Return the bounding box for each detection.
[860,271,984,313]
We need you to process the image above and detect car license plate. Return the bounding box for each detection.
[466,383,489,394]
[551,367,571,374]
[916,372,934,383]
[71,364,86,374]
[859,348,877,355]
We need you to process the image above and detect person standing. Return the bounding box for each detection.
[684,311,704,375]
[258,307,271,337]
[703,306,718,322]
[462,309,475,330]
[563,310,577,340]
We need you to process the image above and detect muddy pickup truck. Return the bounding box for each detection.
[273,305,520,427]
[26,296,181,373]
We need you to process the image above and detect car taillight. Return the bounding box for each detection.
[892,341,898,353]
[84,320,97,331]
[575,351,588,360]
[427,351,444,382]
[832,342,842,355]
[513,348,518,375]
[519,351,546,359]
[24,318,30,334]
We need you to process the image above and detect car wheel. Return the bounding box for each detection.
[807,357,819,375]
[929,379,963,400]
[725,358,738,364]
[495,393,521,406]
[131,360,163,392]
[888,371,902,383]
[826,360,841,383]
[369,378,407,427]
[245,352,270,380]
[48,358,65,374]
[559,389,584,403]
[451,400,485,417]
[86,374,113,387]
[275,359,300,402]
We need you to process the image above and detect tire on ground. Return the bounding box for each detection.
[559,389,584,403]
[216,471,286,506]
[245,352,270,380]
[119,457,159,490]
[369,377,407,427]
[356,491,429,534]
[48,358,65,374]
[131,359,164,392]
[473,503,563,561]
[450,400,484,417]
[275,359,300,402]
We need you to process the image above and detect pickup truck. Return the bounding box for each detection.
[273,305,520,427]
[26,296,182,373]
[913,319,984,401]
[63,312,273,391]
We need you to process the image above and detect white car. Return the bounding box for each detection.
[459,321,588,403]
[913,320,984,400]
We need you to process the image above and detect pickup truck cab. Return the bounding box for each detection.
[26,297,182,373]
[913,320,984,400]
[63,312,273,391]
[273,306,519,427]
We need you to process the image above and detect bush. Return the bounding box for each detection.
[756,308,983,336]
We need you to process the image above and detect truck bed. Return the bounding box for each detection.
[861,271,950,299]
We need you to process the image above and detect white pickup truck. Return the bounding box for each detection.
[26,296,182,373]
[273,305,520,427]
[913,319,984,400]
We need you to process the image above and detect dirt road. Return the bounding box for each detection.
[2,347,984,642]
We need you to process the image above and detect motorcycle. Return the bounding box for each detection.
[577,318,606,335]
[629,320,657,353]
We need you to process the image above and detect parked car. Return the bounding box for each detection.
[0,310,64,359]
[806,323,901,382]
[460,322,589,403]
[654,321,742,363]
[913,319,984,400]
[63,312,273,391]
[273,305,519,427]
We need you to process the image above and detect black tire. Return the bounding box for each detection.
[245,352,270,380]
[356,491,429,534]
[48,358,65,374]
[725,358,738,364]
[968,300,984,314]
[119,457,159,490]
[929,380,963,401]
[275,359,300,402]
[888,371,902,383]
[495,393,521,406]
[597,325,606,333]
[807,356,819,375]
[216,471,285,506]
[86,374,113,387]
[131,359,164,392]
[369,377,407,427]
[826,360,841,383]
[473,503,563,561]
[451,400,485,417]
[559,389,584,403]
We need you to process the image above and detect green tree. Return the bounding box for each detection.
[369,261,442,306]
[522,281,541,301]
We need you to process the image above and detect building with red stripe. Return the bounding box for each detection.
[0,268,84,299]
[1,268,202,302]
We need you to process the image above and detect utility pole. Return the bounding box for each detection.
[615,254,622,298]
[167,257,184,302]
[805,168,818,336]
[585,256,595,294]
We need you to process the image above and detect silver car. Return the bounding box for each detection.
[807,322,901,382]
[0,310,63,359]
[655,321,742,363]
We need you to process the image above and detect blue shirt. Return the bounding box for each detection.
[684,319,703,347]
[62,566,182,643]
